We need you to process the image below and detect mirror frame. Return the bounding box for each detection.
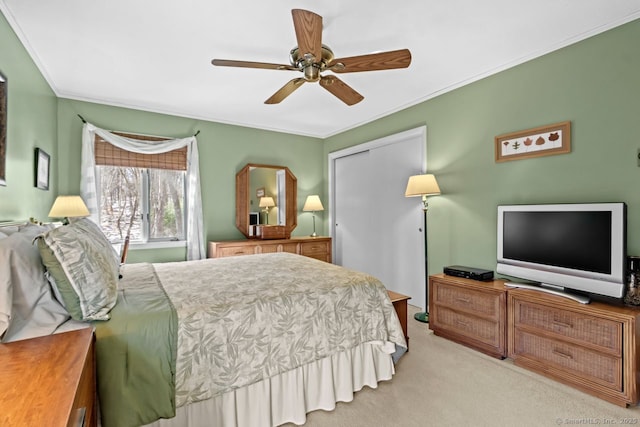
[236,163,297,238]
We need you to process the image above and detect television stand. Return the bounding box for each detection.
[504,282,590,304]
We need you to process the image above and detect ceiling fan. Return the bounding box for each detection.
[211,9,412,106]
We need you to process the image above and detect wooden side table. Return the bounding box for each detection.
[0,327,97,427]
[388,290,411,350]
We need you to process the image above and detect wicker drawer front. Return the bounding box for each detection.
[433,282,501,319]
[514,300,622,354]
[218,246,257,257]
[514,330,622,391]
[434,306,501,348]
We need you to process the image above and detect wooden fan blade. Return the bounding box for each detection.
[265,78,306,104]
[212,59,297,71]
[319,75,364,106]
[292,9,322,61]
[329,49,412,73]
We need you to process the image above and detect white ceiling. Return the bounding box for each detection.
[2,1,640,138]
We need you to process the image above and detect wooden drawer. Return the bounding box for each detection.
[217,245,257,257]
[300,240,329,256]
[299,240,330,262]
[514,330,622,391]
[433,282,502,320]
[259,243,280,254]
[513,299,622,355]
[281,242,299,254]
[429,275,507,359]
[434,306,502,349]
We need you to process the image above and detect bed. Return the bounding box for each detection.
[0,220,407,427]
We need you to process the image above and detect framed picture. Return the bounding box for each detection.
[256,187,265,198]
[35,148,50,190]
[495,121,571,162]
[0,70,6,186]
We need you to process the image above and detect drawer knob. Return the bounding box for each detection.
[456,297,471,304]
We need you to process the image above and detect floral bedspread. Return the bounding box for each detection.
[152,252,407,407]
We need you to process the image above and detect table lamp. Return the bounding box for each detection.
[259,196,275,224]
[48,195,90,224]
[303,195,324,237]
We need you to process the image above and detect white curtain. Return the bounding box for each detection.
[80,122,206,260]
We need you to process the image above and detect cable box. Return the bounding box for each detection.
[443,265,494,281]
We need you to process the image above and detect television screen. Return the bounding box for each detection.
[497,203,626,300]
[502,211,612,275]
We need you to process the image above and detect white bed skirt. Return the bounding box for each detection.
[143,341,396,427]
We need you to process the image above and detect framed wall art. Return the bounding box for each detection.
[495,121,571,162]
[35,148,50,190]
[0,70,6,186]
[256,187,265,198]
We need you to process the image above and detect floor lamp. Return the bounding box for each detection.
[405,174,441,323]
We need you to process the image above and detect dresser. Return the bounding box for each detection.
[429,273,640,407]
[208,236,332,263]
[508,288,640,407]
[0,327,97,427]
[429,274,507,359]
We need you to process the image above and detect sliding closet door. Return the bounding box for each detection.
[333,150,375,274]
[330,127,426,309]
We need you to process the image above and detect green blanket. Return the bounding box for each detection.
[93,263,178,427]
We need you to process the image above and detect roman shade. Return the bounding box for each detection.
[94,133,188,171]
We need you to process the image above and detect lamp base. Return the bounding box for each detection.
[414,311,429,323]
[310,232,317,237]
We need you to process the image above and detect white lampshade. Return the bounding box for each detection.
[259,196,275,208]
[405,174,441,197]
[48,195,90,218]
[303,195,324,212]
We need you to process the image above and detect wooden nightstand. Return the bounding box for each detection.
[0,327,97,427]
[388,290,410,350]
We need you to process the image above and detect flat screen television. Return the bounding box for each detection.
[496,203,626,302]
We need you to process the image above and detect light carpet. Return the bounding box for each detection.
[285,304,640,427]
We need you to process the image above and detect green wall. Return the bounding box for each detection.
[324,19,640,276]
[3,8,639,270]
[0,11,58,221]
[56,99,323,262]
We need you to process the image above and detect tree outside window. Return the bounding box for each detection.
[98,165,185,243]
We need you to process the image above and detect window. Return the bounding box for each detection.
[94,133,187,244]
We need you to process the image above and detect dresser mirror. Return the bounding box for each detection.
[236,163,297,238]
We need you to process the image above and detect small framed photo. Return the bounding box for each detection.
[35,148,50,190]
[495,121,571,162]
[256,187,265,198]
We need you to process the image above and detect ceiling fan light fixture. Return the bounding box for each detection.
[211,9,411,105]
